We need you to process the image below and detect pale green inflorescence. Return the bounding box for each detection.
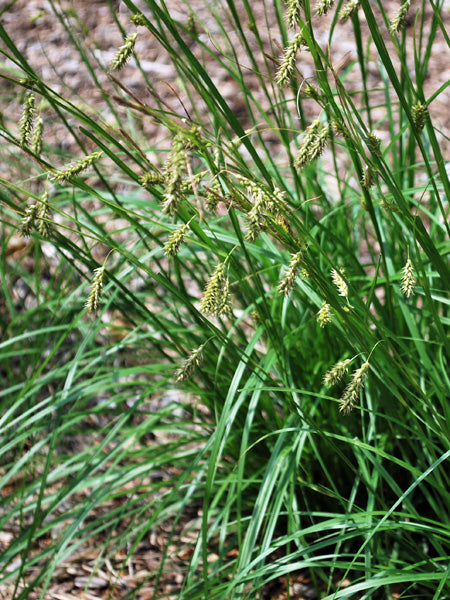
[323,358,352,387]
[111,33,138,70]
[85,266,105,313]
[389,1,411,33]
[278,251,303,296]
[19,92,35,148]
[401,258,416,298]
[339,361,370,414]
[276,32,306,86]
[51,151,103,184]
[317,300,332,327]
[200,262,232,317]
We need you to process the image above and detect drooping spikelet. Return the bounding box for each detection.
[316,0,334,16]
[205,179,221,212]
[331,268,348,299]
[110,33,138,70]
[339,361,369,414]
[401,257,416,298]
[411,101,427,134]
[175,344,205,383]
[339,0,361,22]
[275,32,306,86]
[85,266,105,313]
[162,133,187,215]
[31,116,43,155]
[361,166,375,189]
[286,0,304,28]
[200,262,232,317]
[37,190,52,237]
[130,13,146,26]
[323,358,352,387]
[20,203,39,237]
[51,151,103,184]
[19,92,35,148]
[366,133,382,157]
[295,119,328,169]
[389,1,411,33]
[317,300,332,327]
[278,251,303,296]
[140,172,165,188]
[245,186,266,241]
[164,222,189,257]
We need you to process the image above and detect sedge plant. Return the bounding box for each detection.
[0,0,449,599]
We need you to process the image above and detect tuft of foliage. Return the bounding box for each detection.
[1,1,449,599]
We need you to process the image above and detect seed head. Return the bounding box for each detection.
[411,101,427,134]
[85,266,105,313]
[339,361,369,414]
[323,358,352,387]
[295,119,328,169]
[175,344,205,383]
[51,151,103,184]
[331,268,348,298]
[401,258,416,298]
[276,32,306,86]
[37,190,52,237]
[186,11,197,36]
[130,14,146,26]
[366,133,382,157]
[200,262,232,317]
[140,172,165,188]
[316,0,334,16]
[164,223,189,257]
[317,301,332,327]
[286,0,304,28]
[389,1,411,33]
[19,92,35,148]
[339,0,360,22]
[20,203,39,237]
[111,33,138,70]
[162,133,187,215]
[278,251,303,296]
[205,179,221,212]
[361,166,375,189]
[31,116,43,155]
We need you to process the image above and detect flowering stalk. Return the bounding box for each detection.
[278,251,303,296]
[339,0,360,22]
[20,203,39,237]
[175,344,205,383]
[331,268,348,299]
[51,151,103,184]
[389,1,411,33]
[19,92,35,148]
[286,0,304,28]
[401,258,416,298]
[37,190,51,237]
[85,266,105,313]
[317,301,332,327]
[323,358,352,387]
[276,32,306,86]
[110,33,138,70]
[164,222,190,257]
[200,262,232,317]
[31,116,43,155]
[316,0,334,16]
[339,361,370,414]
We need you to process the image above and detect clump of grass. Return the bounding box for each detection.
[0,1,449,599]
